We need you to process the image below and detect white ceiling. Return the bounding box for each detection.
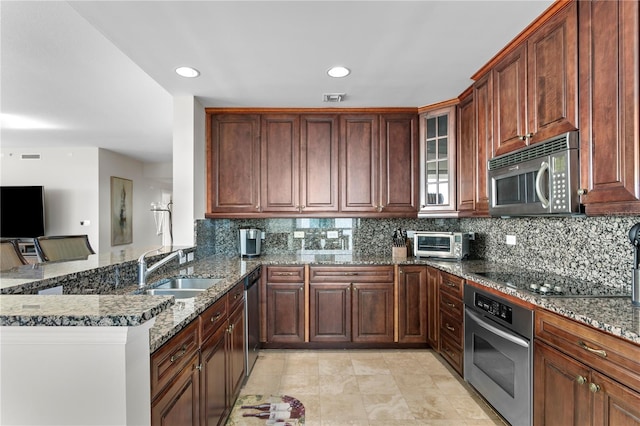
[1,1,553,164]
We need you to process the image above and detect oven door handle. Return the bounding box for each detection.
[466,309,529,348]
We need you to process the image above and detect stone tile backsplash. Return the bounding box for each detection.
[196,215,640,289]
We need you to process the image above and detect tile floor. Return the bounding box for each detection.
[230,349,507,425]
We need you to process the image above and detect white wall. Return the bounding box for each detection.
[172,96,206,246]
[1,146,172,252]
[98,149,172,252]
[0,147,100,248]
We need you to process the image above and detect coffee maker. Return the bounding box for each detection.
[239,228,262,258]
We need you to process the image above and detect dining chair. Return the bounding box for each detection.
[0,239,29,271]
[35,235,95,262]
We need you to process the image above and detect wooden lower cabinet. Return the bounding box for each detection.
[151,279,248,426]
[309,265,394,344]
[398,265,428,343]
[265,266,305,343]
[151,351,201,426]
[426,267,439,349]
[437,271,465,375]
[534,309,640,425]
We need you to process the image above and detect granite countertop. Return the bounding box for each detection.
[1,251,638,352]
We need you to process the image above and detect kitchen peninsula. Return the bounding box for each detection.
[1,248,639,425]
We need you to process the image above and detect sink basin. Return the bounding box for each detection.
[145,288,205,299]
[155,278,223,290]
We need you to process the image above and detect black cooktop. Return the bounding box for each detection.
[473,270,630,298]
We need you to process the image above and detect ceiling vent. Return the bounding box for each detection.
[323,93,345,103]
[21,154,41,160]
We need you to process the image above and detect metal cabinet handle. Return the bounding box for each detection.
[255,205,260,210]
[445,302,456,309]
[210,312,222,323]
[445,323,455,332]
[170,344,187,363]
[444,281,457,288]
[275,272,296,276]
[576,375,587,385]
[195,364,202,371]
[343,272,358,276]
[299,286,303,292]
[578,341,607,358]
[589,383,600,393]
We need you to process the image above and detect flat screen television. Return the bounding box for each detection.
[0,186,45,238]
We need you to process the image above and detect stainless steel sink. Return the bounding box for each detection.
[155,278,223,290]
[145,288,205,299]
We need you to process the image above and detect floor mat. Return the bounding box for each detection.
[226,394,305,425]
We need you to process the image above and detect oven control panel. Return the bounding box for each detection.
[474,293,513,324]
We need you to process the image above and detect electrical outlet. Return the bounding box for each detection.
[261,231,266,240]
[406,230,415,238]
[294,231,305,238]
[467,232,476,241]
[506,235,517,245]
[327,231,339,239]
[187,252,194,262]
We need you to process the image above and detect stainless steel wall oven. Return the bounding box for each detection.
[464,284,533,426]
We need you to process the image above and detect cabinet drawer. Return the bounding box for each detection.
[151,320,200,400]
[267,266,304,282]
[200,296,227,345]
[535,309,640,392]
[439,272,464,299]
[309,266,394,283]
[227,280,245,312]
[440,291,463,317]
[440,310,463,345]
[440,335,463,376]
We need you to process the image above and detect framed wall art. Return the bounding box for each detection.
[111,176,133,246]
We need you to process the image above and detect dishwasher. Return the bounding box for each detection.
[244,266,261,377]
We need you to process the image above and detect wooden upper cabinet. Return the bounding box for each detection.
[340,114,380,213]
[493,2,578,156]
[300,115,339,213]
[379,114,419,214]
[208,114,261,214]
[578,0,640,215]
[527,1,578,144]
[473,71,493,215]
[457,92,476,215]
[260,114,300,213]
[493,43,528,156]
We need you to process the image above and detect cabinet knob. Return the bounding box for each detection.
[589,383,600,393]
[575,375,587,385]
[255,205,260,210]
[376,205,383,212]
[525,132,534,139]
[299,286,303,292]
[577,188,588,196]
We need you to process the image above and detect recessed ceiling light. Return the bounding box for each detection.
[175,66,200,78]
[327,66,350,78]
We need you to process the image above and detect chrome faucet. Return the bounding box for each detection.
[138,248,185,288]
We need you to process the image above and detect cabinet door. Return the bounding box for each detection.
[457,93,476,215]
[534,341,591,426]
[379,113,419,214]
[151,352,201,426]
[340,115,380,212]
[526,1,578,144]
[352,282,394,343]
[426,267,439,350]
[419,106,458,215]
[200,324,228,426]
[266,282,305,343]
[591,371,640,425]
[227,303,245,406]
[493,44,528,156]
[300,115,339,212]
[473,71,493,215]
[208,114,261,214]
[398,266,427,343]
[309,282,352,342]
[579,0,640,215]
[261,114,300,213]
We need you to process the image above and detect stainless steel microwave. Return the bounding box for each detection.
[488,131,583,217]
[414,231,470,260]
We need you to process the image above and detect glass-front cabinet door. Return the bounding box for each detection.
[419,105,458,216]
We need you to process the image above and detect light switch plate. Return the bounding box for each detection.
[327,231,339,239]
[294,231,305,238]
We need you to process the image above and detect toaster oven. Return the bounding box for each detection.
[414,231,470,260]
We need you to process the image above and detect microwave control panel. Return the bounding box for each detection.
[474,293,513,324]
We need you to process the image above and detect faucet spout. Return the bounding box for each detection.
[138,249,185,288]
